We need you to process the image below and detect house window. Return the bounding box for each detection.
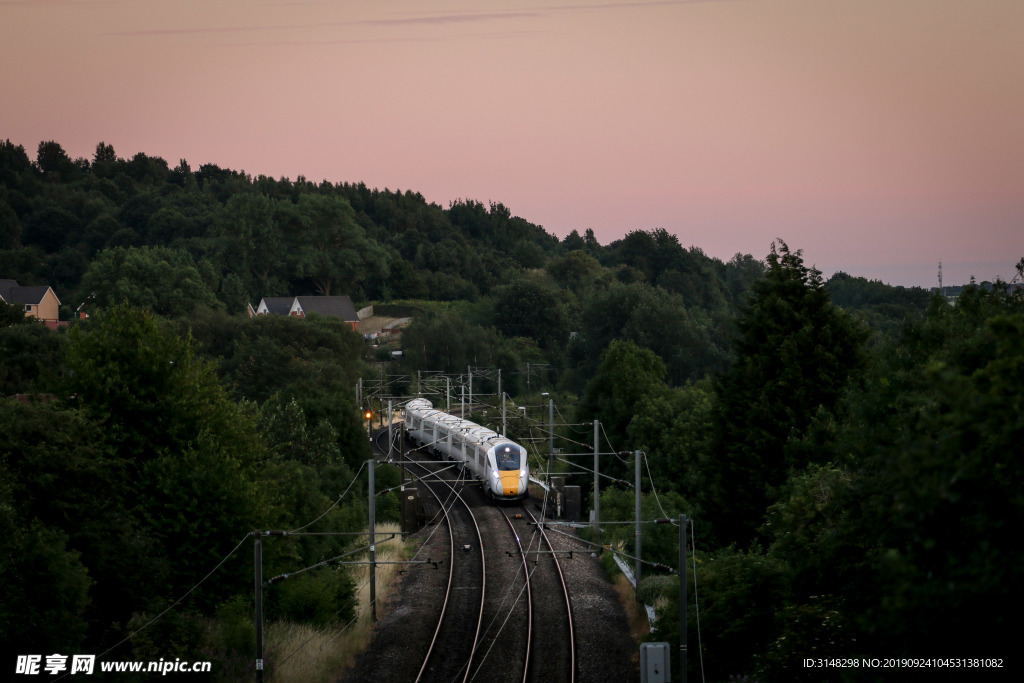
[25,304,32,312]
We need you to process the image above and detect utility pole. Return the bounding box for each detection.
[254,531,264,682]
[498,369,503,434]
[468,366,473,413]
[593,420,600,535]
[635,450,642,591]
[679,514,688,682]
[387,400,393,460]
[369,458,377,622]
[548,398,554,464]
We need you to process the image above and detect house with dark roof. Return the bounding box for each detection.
[0,279,64,328]
[255,295,359,330]
[256,297,296,316]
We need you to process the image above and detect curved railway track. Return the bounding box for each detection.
[404,452,487,683]
[362,426,578,682]
[499,504,577,683]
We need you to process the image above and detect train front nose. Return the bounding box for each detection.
[499,471,520,496]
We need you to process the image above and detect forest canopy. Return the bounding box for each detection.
[4,137,1017,681]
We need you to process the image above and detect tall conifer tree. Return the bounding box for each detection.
[706,240,866,544]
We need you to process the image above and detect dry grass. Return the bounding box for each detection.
[613,572,652,641]
[265,523,413,683]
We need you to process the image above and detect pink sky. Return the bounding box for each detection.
[2,0,1022,287]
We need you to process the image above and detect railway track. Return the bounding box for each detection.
[499,504,577,683]
[409,451,576,682]
[404,452,486,683]
[355,426,579,682]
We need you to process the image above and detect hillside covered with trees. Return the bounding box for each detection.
[4,138,1019,681]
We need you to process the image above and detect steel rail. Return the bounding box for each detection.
[525,506,577,683]
[497,507,533,683]
[403,456,456,683]
[406,448,487,683]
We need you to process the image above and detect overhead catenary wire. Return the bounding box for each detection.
[598,421,630,463]
[54,532,253,682]
[289,459,368,533]
[555,456,633,486]
[273,525,416,678]
[690,519,706,683]
[642,451,673,522]
[275,462,456,679]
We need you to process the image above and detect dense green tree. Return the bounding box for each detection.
[80,245,219,316]
[0,316,65,394]
[1,139,35,187]
[62,306,271,604]
[705,240,867,545]
[382,258,429,300]
[92,141,117,165]
[22,205,80,252]
[290,194,390,296]
[857,313,1024,654]
[571,281,729,387]
[561,229,586,252]
[810,300,1024,659]
[545,249,602,291]
[491,277,569,351]
[0,245,46,283]
[194,311,368,468]
[126,152,170,185]
[576,340,667,459]
[262,396,343,470]
[35,140,78,182]
[1,299,32,328]
[0,198,21,249]
[626,381,714,505]
[722,252,765,305]
[652,546,789,682]
[604,230,731,312]
[0,518,92,656]
[0,398,148,651]
[210,193,289,295]
[401,311,502,374]
[511,239,546,268]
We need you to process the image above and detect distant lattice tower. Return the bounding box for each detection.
[938,261,943,292]
[1013,258,1024,285]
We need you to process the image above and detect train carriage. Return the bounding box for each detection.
[403,398,529,500]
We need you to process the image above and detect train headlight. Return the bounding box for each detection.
[520,469,527,477]
[491,471,499,479]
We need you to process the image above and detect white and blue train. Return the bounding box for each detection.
[403,398,529,501]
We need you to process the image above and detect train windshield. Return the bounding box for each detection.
[494,444,521,470]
